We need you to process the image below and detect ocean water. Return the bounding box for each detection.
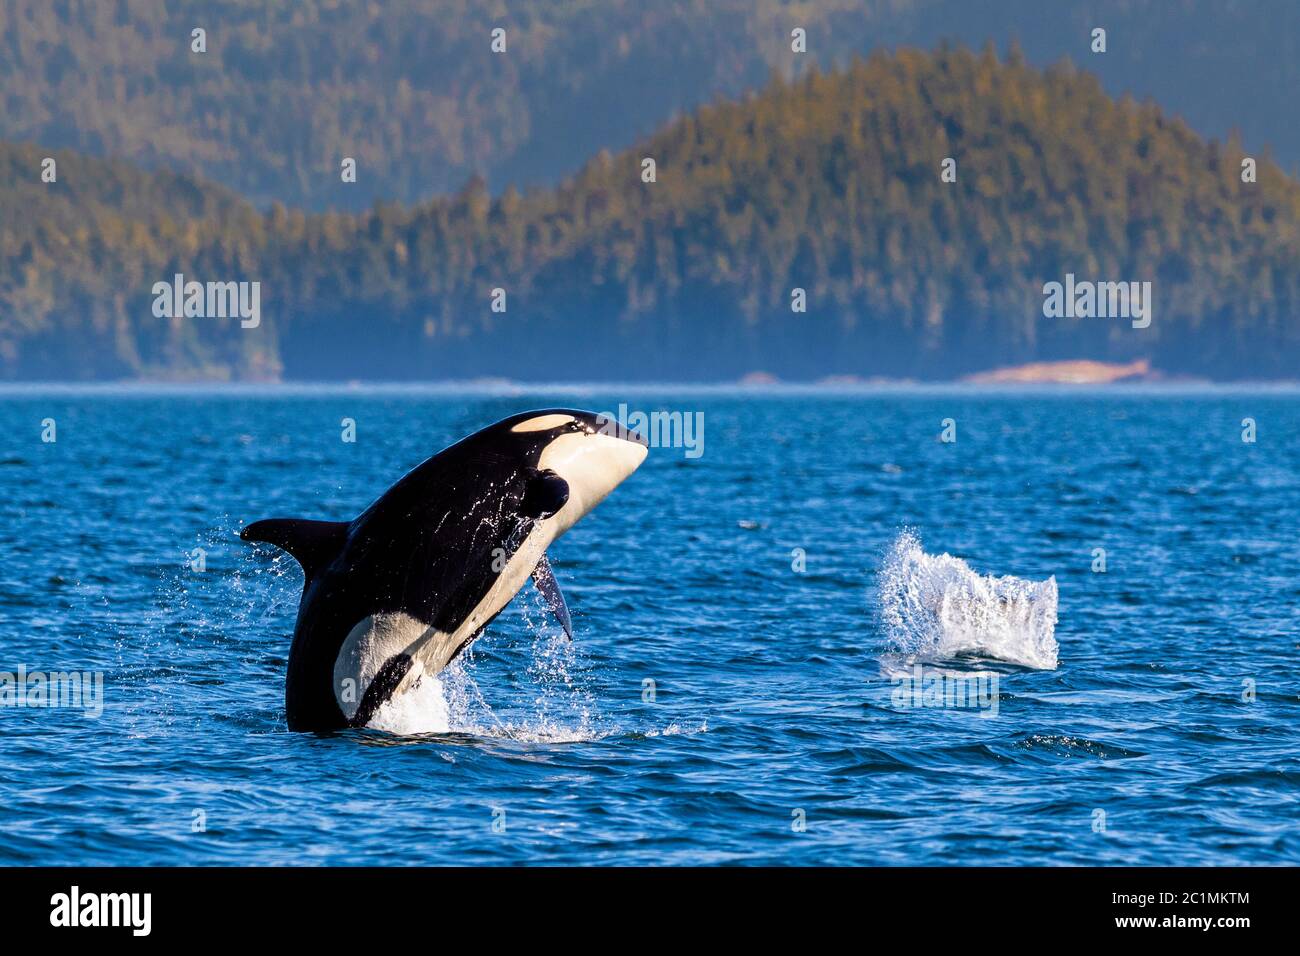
[2,385,1297,866]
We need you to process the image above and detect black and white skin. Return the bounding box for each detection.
[241,409,648,732]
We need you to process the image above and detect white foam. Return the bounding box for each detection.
[877,531,1059,669]
[366,673,452,735]
[644,720,709,738]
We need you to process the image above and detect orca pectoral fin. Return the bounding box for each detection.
[531,553,573,640]
[240,517,348,581]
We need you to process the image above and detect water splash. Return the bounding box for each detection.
[149,525,687,743]
[877,531,1059,669]
[367,672,451,734]
[368,587,608,742]
[126,520,302,734]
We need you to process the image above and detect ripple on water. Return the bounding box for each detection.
[4,391,1299,865]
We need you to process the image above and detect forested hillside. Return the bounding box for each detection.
[3,47,1299,381]
[3,0,1299,210]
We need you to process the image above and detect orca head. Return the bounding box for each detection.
[502,409,648,531]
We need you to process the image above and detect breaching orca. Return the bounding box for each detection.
[240,409,648,731]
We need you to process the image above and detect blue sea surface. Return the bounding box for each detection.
[1,386,1297,865]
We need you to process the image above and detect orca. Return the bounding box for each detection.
[240,409,648,731]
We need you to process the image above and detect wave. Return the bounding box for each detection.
[877,531,1059,669]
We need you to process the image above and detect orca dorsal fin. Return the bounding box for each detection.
[240,517,348,581]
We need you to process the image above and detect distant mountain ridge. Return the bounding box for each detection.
[2,0,1298,211]
[3,46,1299,381]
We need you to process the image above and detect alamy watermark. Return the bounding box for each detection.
[890,665,999,718]
[597,403,704,459]
[152,272,261,328]
[50,886,150,936]
[1043,273,1152,329]
[0,665,104,717]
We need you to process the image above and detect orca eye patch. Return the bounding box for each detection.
[520,469,570,519]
